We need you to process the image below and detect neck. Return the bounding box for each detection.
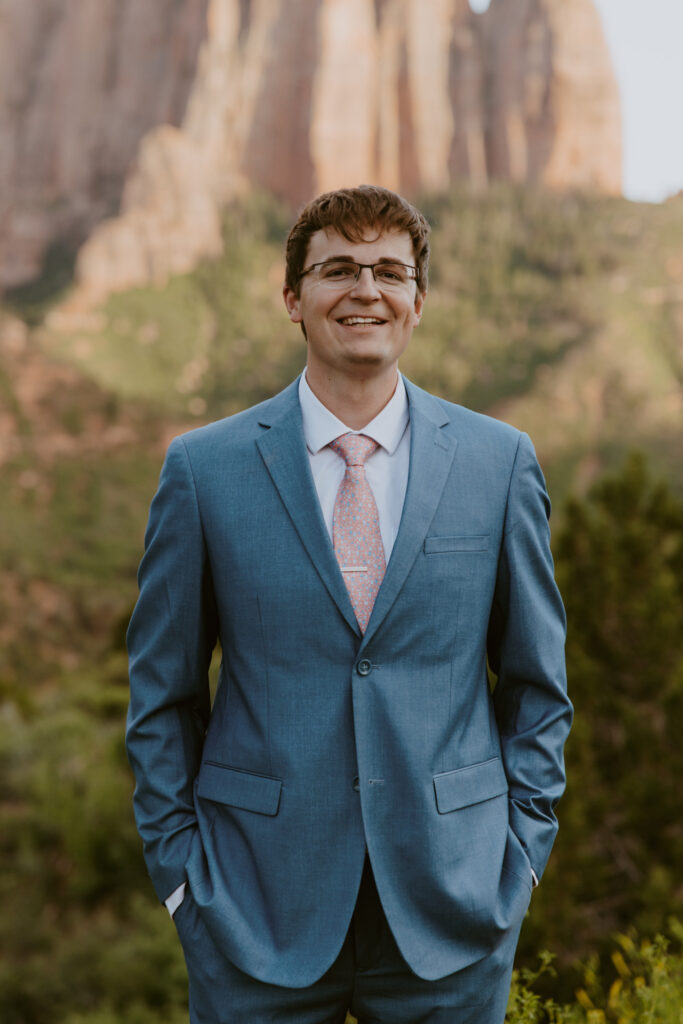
[305,365,399,430]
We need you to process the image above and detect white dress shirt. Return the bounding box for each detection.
[298,370,410,563]
[165,371,411,917]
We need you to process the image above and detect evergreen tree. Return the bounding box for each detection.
[521,454,683,966]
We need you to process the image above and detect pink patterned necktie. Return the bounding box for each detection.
[329,433,386,634]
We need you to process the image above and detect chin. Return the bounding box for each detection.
[343,351,386,367]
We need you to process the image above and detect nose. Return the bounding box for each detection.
[350,265,382,299]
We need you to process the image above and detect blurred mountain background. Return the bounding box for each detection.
[0,1,681,1022]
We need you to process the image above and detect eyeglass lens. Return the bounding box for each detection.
[313,260,416,288]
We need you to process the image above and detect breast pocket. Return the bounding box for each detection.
[424,535,489,554]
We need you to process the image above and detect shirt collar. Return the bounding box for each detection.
[299,370,409,456]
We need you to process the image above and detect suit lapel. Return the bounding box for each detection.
[255,377,457,644]
[255,380,360,636]
[362,380,458,647]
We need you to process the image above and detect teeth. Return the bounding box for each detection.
[340,317,383,325]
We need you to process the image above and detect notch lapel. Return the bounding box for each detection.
[362,381,458,646]
[255,382,360,636]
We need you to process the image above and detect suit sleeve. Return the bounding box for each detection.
[126,436,217,902]
[488,432,573,882]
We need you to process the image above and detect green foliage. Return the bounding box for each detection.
[0,448,157,690]
[518,454,683,971]
[43,192,305,420]
[405,186,604,411]
[0,891,187,1024]
[0,662,184,1024]
[506,923,683,1023]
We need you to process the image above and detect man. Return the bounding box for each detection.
[126,185,572,1023]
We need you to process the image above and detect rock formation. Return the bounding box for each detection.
[0,0,622,299]
[0,0,210,289]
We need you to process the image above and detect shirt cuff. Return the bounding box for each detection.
[531,868,539,888]
[164,881,187,918]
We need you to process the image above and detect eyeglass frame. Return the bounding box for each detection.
[298,258,419,288]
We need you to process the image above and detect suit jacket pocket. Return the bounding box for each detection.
[424,535,489,554]
[197,762,282,816]
[433,757,508,814]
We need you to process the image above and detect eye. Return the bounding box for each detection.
[375,263,407,284]
[320,261,357,280]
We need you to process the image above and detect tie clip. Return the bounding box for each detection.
[341,566,368,573]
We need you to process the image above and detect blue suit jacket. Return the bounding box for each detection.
[126,376,572,986]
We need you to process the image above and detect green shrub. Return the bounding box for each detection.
[507,922,683,1023]
[519,455,683,974]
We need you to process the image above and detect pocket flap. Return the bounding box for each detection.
[197,762,282,816]
[433,757,507,814]
[424,535,489,554]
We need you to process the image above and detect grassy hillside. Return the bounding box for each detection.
[25,184,683,502]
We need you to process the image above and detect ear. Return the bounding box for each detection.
[283,285,302,323]
[412,289,426,327]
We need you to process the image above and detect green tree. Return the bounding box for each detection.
[521,454,683,969]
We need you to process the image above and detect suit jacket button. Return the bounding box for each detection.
[357,659,372,676]
[352,776,360,792]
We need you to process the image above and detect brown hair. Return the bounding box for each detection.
[285,185,430,297]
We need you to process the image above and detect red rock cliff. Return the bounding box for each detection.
[0,0,621,296]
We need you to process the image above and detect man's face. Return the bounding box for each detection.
[283,227,425,383]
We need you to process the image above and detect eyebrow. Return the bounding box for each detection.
[318,255,407,264]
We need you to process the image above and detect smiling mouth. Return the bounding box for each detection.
[337,316,387,326]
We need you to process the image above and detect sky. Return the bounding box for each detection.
[470,0,683,204]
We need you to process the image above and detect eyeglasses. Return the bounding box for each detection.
[299,259,418,290]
